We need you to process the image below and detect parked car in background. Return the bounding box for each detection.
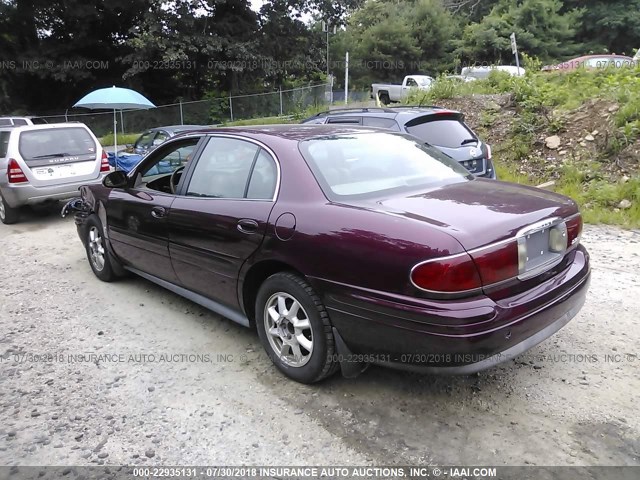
[444,74,477,83]
[302,107,496,179]
[542,54,635,72]
[133,125,210,155]
[461,65,525,80]
[0,116,48,127]
[0,123,108,224]
[371,75,434,104]
[64,125,590,384]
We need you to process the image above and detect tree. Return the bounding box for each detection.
[455,0,583,65]
[562,0,640,57]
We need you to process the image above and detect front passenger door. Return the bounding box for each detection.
[106,138,201,283]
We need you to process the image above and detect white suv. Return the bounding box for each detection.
[0,123,109,224]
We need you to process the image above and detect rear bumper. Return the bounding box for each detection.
[313,245,590,374]
[1,176,105,208]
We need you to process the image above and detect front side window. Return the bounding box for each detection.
[299,132,471,200]
[139,139,199,188]
[186,137,277,200]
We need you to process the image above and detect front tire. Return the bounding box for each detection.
[0,193,20,224]
[255,272,338,384]
[84,214,118,282]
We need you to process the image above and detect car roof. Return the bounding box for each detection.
[565,54,634,61]
[148,125,211,134]
[173,124,402,142]
[303,106,462,122]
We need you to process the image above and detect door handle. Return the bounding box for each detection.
[237,219,259,234]
[151,206,166,218]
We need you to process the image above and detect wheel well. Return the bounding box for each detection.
[242,260,304,326]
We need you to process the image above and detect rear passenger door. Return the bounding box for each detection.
[167,136,278,308]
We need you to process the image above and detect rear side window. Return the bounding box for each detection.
[362,117,400,130]
[0,131,11,157]
[187,138,277,200]
[327,117,361,125]
[0,119,12,126]
[13,119,28,126]
[18,127,96,161]
[405,118,475,148]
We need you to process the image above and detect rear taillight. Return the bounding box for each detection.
[100,150,110,172]
[471,241,519,286]
[486,144,492,160]
[411,253,482,293]
[7,158,28,183]
[566,214,583,248]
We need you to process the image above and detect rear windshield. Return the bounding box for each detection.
[19,127,96,160]
[405,119,475,149]
[299,132,471,200]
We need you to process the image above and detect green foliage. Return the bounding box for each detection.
[455,0,583,64]
[99,133,141,146]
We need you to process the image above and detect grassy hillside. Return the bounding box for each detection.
[405,66,640,228]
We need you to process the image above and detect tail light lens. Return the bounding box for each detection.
[471,241,519,286]
[100,150,110,172]
[566,214,582,249]
[411,253,482,293]
[7,158,28,183]
[486,144,492,160]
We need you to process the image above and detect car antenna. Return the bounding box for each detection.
[418,93,428,108]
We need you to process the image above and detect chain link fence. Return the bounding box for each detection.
[37,83,331,138]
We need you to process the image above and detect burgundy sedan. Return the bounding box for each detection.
[64,125,590,384]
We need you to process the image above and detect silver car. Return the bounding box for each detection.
[0,123,109,224]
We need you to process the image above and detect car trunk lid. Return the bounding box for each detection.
[367,179,578,251]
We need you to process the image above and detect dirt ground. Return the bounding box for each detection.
[0,207,639,468]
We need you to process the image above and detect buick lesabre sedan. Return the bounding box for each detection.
[63,125,590,384]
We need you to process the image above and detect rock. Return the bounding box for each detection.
[145,449,155,458]
[622,175,630,183]
[585,134,595,142]
[7,430,17,437]
[559,150,567,156]
[147,386,155,392]
[591,130,599,136]
[97,331,104,335]
[74,433,84,441]
[580,141,587,147]
[608,105,619,112]
[618,199,632,210]
[545,135,561,150]
[98,452,109,459]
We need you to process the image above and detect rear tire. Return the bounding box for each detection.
[379,93,391,105]
[84,214,118,282]
[255,272,338,384]
[0,193,19,225]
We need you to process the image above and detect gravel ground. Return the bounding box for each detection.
[0,207,639,468]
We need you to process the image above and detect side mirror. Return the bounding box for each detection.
[103,170,128,188]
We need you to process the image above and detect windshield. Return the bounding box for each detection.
[19,127,96,160]
[299,132,471,200]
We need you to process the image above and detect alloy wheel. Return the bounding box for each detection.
[263,292,314,367]
[88,226,106,271]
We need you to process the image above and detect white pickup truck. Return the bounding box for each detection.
[371,75,434,104]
